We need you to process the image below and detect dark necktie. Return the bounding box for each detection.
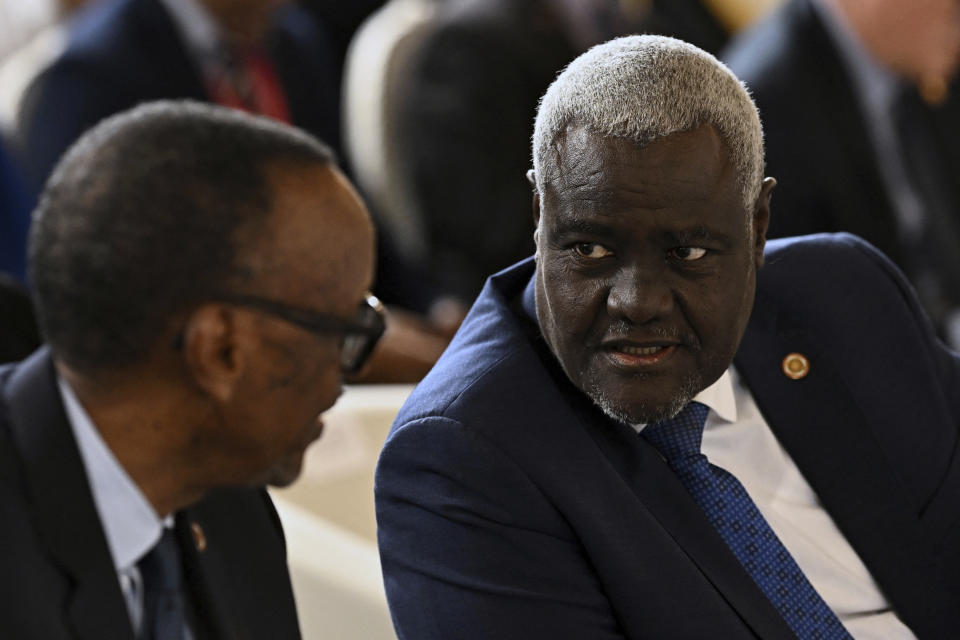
[642,402,852,639]
[138,528,188,640]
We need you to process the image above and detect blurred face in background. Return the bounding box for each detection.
[834,0,960,96]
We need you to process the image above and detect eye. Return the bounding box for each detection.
[573,243,613,259]
[669,246,707,261]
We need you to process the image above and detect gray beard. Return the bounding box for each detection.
[584,369,703,426]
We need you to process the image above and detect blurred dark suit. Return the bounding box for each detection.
[14,0,341,193]
[724,0,960,337]
[0,139,32,284]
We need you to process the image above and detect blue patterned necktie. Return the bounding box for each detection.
[138,528,189,640]
[642,402,852,639]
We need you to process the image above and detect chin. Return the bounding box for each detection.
[244,453,305,489]
[264,457,305,488]
[584,370,703,425]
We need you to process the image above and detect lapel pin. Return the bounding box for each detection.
[191,522,207,552]
[782,352,810,380]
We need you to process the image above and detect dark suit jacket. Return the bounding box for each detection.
[13,0,341,194]
[375,234,960,639]
[0,137,32,284]
[722,0,960,331]
[0,349,302,639]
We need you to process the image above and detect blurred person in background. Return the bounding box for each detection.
[724,0,960,346]
[12,0,455,381]
[13,0,342,193]
[0,100,382,639]
[387,0,647,304]
[376,0,770,306]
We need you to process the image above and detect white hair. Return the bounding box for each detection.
[532,35,764,209]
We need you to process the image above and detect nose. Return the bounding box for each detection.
[606,262,673,325]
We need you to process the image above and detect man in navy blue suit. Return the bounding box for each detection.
[375,35,960,638]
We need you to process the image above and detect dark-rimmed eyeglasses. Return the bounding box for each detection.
[210,291,386,374]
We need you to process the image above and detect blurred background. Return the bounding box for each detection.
[4,0,959,637]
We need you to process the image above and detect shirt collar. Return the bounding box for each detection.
[695,367,738,423]
[157,0,222,60]
[58,376,164,571]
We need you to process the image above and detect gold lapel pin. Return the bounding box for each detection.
[782,352,810,380]
[191,522,207,552]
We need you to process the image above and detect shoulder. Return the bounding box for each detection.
[20,0,177,113]
[757,233,941,349]
[57,0,165,64]
[391,259,547,425]
[761,232,911,297]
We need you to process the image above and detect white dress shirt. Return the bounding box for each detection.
[635,368,917,639]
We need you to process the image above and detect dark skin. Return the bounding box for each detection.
[58,162,375,517]
[532,124,775,424]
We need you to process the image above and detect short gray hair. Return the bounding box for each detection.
[532,35,764,209]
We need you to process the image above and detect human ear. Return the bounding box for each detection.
[181,304,245,403]
[528,169,542,228]
[532,189,541,232]
[752,177,776,268]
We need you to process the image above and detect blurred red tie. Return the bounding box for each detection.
[205,45,291,123]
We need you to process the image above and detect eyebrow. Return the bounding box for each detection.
[664,226,735,247]
[552,218,617,237]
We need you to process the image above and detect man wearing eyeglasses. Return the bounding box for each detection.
[0,100,384,639]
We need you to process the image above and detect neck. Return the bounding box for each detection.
[58,364,211,518]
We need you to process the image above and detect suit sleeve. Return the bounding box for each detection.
[375,416,627,640]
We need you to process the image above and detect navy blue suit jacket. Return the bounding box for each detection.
[376,234,960,638]
[14,0,341,194]
[0,349,302,639]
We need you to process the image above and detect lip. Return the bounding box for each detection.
[601,341,679,369]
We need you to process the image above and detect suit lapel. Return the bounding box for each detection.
[132,0,210,100]
[4,349,134,640]
[175,491,301,640]
[734,289,947,636]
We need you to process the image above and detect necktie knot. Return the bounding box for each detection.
[641,401,710,463]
